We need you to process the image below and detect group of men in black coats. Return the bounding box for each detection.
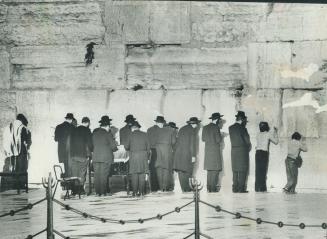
[54,109,252,197]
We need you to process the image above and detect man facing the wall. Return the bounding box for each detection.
[70,117,93,194]
[202,112,224,193]
[54,113,75,177]
[229,111,251,193]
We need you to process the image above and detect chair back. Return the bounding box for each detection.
[53,165,64,181]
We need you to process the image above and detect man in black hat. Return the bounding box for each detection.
[55,113,75,177]
[173,117,201,192]
[202,113,224,192]
[119,114,136,147]
[125,121,150,197]
[92,116,118,196]
[155,117,176,192]
[70,117,93,193]
[146,116,165,192]
[166,122,178,191]
[228,111,251,193]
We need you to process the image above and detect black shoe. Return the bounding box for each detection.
[239,190,249,193]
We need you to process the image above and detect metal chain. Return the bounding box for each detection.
[0,197,46,218]
[200,200,327,230]
[53,198,194,224]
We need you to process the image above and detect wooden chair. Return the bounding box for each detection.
[53,165,82,200]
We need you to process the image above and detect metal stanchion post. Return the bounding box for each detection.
[42,173,55,239]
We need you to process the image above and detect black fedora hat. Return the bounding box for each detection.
[168,122,178,129]
[124,114,136,123]
[154,116,166,123]
[65,113,74,120]
[82,117,90,123]
[235,111,247,120]
[131,121,141,128]
[187,117,201,124]
[209,112,224,120]
[99,115,112,126]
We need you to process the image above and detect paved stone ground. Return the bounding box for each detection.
[0,187,327,239]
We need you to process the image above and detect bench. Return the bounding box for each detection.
[0,172,28,194]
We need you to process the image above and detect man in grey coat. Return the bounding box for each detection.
[125,121,150,197]
[173,117,201,192]
[202,112,224,192]
[229,111,251,193]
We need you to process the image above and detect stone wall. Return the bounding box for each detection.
[1,0,327,190]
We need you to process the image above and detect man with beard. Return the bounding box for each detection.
[70,117,93,194]
[202,112,224,193]
[229,111,251,193]
[55,113,75,177]
[173,117,201,192]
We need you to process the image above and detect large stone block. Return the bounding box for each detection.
[126,46,247,89]
[281,90,321,138]
[107,90,164,130]
[191,2,268,46]
[162,90,202,128]
[258,4,327,42]
[1,2,104,45]
[0,48,10,89]
[11,45,125,89]
[105,1,190,44]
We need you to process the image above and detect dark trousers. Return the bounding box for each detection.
[255,150,269,192]
[71,158,88,185]
[207,170,220,192]
[178,171,192,192]
[131,173,146,195]
[156,167,170,191]
[149,149,159,191]
[284,158,298,193]
[232,171,247,192]
[93,162,111,195]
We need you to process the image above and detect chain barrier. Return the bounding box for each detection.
[200,200,327,230]
[25,229,47,239]
[53,198,194,224]
[0,197,46,218]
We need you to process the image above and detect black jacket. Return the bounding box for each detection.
[70,125,93,158]
[54,121,74,163]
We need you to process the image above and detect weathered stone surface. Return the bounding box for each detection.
[51,90,108,128]
[150,2,190,44]
[191,2,268,46]
[240,89,282,137]
[0,2,104,45]
[0,48,10,89]
[248,42,296,89]
[281,90,320,138]
[258,4,327,42]
[11,45,125,89]
[107,90,164,130]
[162,90,202,128]
[105,1,190,44]
[126,46,247,89]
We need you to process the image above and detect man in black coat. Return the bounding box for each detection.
[228,111,251,193]
[70,117,93,192]
[125,121,150,197]
[119,114,136,147]
[202,112,224,192]
[55,113,74,177]
[146,116,165,192]
[173,117,201,192]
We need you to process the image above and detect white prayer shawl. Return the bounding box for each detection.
[3,120,24,157]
